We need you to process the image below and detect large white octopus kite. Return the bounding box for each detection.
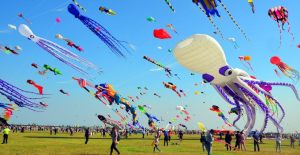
[173,34,300,136]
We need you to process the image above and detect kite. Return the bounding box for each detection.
[210,105,232,126]
[138,105,159,128]
[18,13,31,24]
[55,34,83,52]
[179,90,186,97]
[166,24,177,34]
[8,24,17,30]
[143,56,172,76]
[153,93,161,98]
[178,124,187,130]
[18,24,99,76]
[192,0,248,40]
[31,63,38,68]
[43,64,62,75]
[168,49,172,53]
[0,117,9,126]
[268,6,294,47]
[164,0,175,12]
[163,82,181,97]
[59,89,69,96]
[15,46,22,51]
[173,34,300,135]
[27,80,44,95]
[55,18,61,23]
[0,46,20,55]
[176,106,191,121]
[73,77,138,125]
[72,0,86,12]
[99,6,116,15]
[153,29,171,39]
[97,114,123,129]
[68,4,128,57]
[197,122,206,132]
[238,56,254,71]
[39,102,48,107]
[127,96,135,102]
[297,44,300,48]
[0,79,45,111]
[228,107,241,115]
[227,37,239,49]
[174,74,180,80]
[270,56,299,81]
[147,17,156,22]
[248,0,255,13]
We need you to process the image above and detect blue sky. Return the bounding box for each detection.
[0,0,300,132]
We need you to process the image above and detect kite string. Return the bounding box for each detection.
[277,22,282,47]
[218,1,249,41]
[286,21,294,42]
[196,4,224,39]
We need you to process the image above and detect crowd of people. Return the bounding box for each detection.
[1,124,300,154]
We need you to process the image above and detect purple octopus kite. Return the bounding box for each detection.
[68,4,128,57]
[0,78,46,111]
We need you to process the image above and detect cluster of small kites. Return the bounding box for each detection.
[0,0,300,138]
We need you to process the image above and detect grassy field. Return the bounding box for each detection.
[0,132,300,155]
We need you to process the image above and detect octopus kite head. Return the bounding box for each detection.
[68,4,81,18]
[18,24,38,42]
[174,34,247,85]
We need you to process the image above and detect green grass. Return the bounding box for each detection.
[0,132,300,155]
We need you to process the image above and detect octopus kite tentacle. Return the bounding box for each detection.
[240,78,300,101]
[36,42,89,76]
[214,85,236,105]
[68,4,128,57]
[235,82,283,133]
[0,79,48,96]
[0,80,43,110]
[39,39,98,70]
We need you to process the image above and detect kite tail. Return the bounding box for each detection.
[277,22,282,47]
[81,16,127,57]
[196,4,224,39]
[218,1,249,41]
[287,21,295,42]
[37,41,89,76]
[164,0,175,12]
[0,79,47,96]
[40,39,100,72]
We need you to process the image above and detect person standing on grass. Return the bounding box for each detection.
[224,131,232,151]
[2,126,10,144]
[290,135,295,148]
[240,131,246,151]
[153,130,161,152]
[110,127,120,155]
[234,131,240,150]
[200,132,206,152]
[253,130,260,152]
[276,133,282,152]
[205,129,214,155]
[84,128,90,144]
[163,130,169,146]
[178,130,183,142]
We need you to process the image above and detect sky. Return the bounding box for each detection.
[0,0,300,132]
